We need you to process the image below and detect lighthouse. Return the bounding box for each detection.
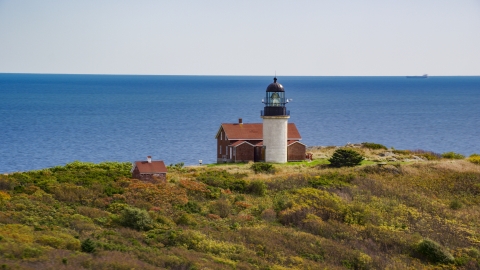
[261,77,290,163]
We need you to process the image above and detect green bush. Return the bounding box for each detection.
[176,201,201,213]
[449,199,462,210]
[328,149,364,167]
[247,180,267,196]
[308,172,355,188]
[229,179,248,192]
[362,142,387,150]
[250,163,275,174]
[120,207,154,231]
[415,239,454,264]
[81,238,96,253]
[442,152,465,159]
[167,162,186,172]
[197,170,248,192]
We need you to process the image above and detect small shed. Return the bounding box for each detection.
[131,156,167,183]
[287,141,307,161]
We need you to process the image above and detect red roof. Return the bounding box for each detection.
[288,140,306,146]
[216,123,301,140]
[134,160,167,174]
[253,141,263,146]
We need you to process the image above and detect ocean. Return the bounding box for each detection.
[1,74,479,173]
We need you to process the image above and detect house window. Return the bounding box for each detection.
[220,146,222,154]
[220,132,223,140]
[230,147,232,159]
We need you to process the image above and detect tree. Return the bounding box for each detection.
[81,238,96,253]
[328,149,364,167]
[415,239,454,264]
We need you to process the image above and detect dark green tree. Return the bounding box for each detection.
[81,238,96,253]
[415,239,454,264]
[328,149,364,167]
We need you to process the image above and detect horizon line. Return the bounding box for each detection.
[1,72,479,77]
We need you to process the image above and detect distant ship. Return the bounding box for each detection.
[406,74,428,78]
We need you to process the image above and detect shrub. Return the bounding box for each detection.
[229,179,248,192]
[392,149,411,155]
[206,186,221,199]
[422,153,441,160]
[81,238,96,253]
[469,154,480,165]
[176,213,198,226]
[250,163,275,174]
[197,170,248,192]
[120,207,154,231]
[328,149,364,167]
[176,201,201,213]
[247,180,267,196]
[362,142,387,150]
[36,233,80,250]
[411,149,442,160]
[179,179,210,196]
[167,162,186,172]
[260,209,277,222]
[211,199,231,218]
[442,152,465,159]
[415,238,454,264]
[124,180,188,210]
[0,191,11,206]
[308,172,355,188]
[449,199,462,210]
[154,214,176,227]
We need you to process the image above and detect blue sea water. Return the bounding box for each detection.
[1,74,479,173]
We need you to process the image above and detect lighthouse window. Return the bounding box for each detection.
[271,92,280,106]
[266,91,285,107]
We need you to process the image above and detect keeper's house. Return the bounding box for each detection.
[131,156,167,183]
[215,118,306,163]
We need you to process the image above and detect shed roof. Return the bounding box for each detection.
[230,140,255,147]
[288,140,306,146]
[216,123,301,140]
[134,160,167,174]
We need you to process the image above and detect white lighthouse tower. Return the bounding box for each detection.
[261,77,289,163]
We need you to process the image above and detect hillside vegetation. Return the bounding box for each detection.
[1,146,480,269]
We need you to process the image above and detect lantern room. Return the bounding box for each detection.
[262,77,289,116]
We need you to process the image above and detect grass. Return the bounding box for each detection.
[0,147,479,269]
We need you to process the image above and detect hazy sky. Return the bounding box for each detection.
[1,1,479,76]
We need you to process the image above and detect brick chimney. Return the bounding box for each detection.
[239,118,243,124]
[147,156,152,163]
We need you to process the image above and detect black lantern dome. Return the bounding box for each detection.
[266,77,284,92]
[262,77,289,117]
